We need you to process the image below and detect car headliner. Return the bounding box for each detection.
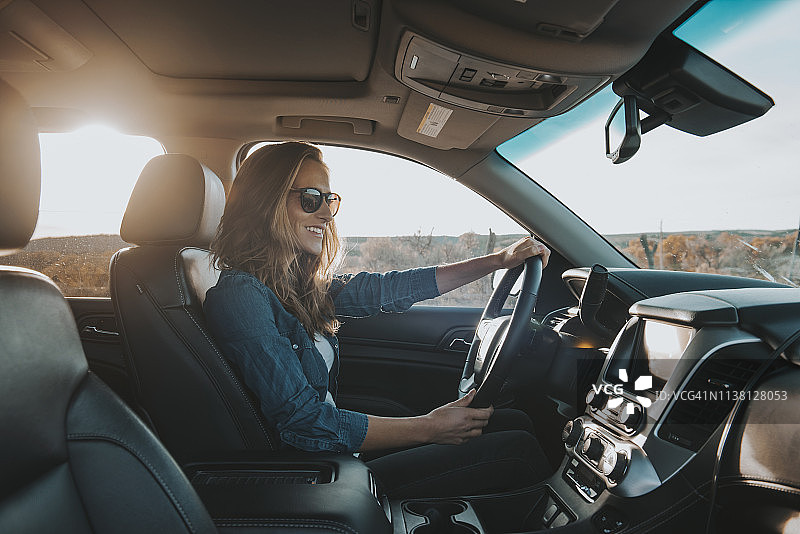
[1,0,698,184]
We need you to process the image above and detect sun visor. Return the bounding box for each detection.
[83,0,379,81]
[453,0,621,42]
[0,0,92,72]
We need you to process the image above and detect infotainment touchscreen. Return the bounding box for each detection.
[606,319,694,395]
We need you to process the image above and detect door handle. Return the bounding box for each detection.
[81,325,120,339]
[449,338,472,351]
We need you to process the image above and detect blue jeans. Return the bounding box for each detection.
[365,409,553,499]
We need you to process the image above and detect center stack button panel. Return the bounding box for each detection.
[561,386,661,501]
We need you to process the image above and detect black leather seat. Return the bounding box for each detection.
[110,154,276,460]
[0,79,217,533]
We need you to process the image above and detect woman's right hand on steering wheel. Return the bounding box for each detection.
[422,389,494,445]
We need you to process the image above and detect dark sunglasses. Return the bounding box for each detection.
[290,187,341,216]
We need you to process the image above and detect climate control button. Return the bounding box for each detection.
[618,402,643,429]
[581,435,605,463]
[585,389,608,410]
[601,450,629,482]
[561,418,583,448]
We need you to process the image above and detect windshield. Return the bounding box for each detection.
[498,0,800,286]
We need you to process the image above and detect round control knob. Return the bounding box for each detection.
[585,389,607,410]
[581,436,605,463]
[561,418,583,448]
[602,450,629,482]
[618,402,643,429]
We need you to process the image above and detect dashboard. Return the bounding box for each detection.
[560,266,789,335]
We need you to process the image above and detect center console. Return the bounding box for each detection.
[560,307,766,504]
[184,453,393,533]
[522,290,772,532]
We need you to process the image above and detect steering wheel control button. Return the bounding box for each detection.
[582,436,605,463]
[585,389,608,410]
[562,418,583,448]
[593,507,627,534]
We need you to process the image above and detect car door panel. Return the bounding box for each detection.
[336,306,480,416]
[335,254,576,417]
[67,297,134,406]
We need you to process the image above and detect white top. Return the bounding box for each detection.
[314,333,336,406]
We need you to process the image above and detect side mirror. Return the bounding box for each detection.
[605,94,641,164]
[491,269,524,296]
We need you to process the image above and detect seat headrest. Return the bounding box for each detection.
[0,79,40,256]
[121,154,225,247]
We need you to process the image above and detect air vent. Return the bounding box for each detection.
[658,350,762,452]
[545,307,575,329]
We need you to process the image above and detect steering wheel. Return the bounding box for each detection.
[458,255,543,408]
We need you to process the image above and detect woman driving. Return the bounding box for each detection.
[204,141,553,497]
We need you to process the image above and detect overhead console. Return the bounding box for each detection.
[395,32,608,118]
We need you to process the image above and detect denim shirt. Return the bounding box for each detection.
[203,266,441,452]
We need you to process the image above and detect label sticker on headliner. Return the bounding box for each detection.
[417,103,453,138]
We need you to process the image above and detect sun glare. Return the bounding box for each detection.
[35,125,164,239]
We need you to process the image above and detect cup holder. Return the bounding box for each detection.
[402,500,482,534]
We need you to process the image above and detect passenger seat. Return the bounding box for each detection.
[110,154,277,461]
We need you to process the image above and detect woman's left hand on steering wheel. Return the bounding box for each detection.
[494,236,550,269]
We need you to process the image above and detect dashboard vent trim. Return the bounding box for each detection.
[657,351,762,451]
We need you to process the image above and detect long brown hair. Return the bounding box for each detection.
[211,142,340,335]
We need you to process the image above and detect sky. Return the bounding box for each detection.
[318,146,526,237]
[32,0,799,240]
[35,127,163,239]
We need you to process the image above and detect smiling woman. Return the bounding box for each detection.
[241,142,529,307]
[0,125,164,296]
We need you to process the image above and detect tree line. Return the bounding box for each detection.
[2,229,798,298]
[614,230,799,285]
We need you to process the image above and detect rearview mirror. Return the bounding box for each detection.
[605,95,640,164]
[604,35,773,164]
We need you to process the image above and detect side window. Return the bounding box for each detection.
[319,146,527,307]
[0,127,164,296]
